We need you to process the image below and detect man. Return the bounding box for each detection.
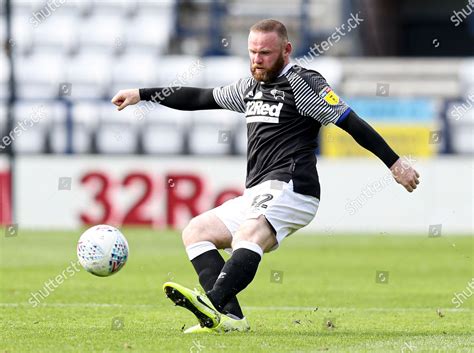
[111,19,420,333]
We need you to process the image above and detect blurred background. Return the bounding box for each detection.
[0,0,472,234]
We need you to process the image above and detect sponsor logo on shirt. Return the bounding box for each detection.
[245,100,283,123]
[319,87,340,105]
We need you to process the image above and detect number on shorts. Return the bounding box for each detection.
[251,194,273,209]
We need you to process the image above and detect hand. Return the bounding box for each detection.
[390,158,420,192]
[111,89,140,111]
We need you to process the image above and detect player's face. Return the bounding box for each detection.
[248,31,290,83]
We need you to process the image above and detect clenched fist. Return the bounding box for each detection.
[111,89,140,111]
[390,157,420,193]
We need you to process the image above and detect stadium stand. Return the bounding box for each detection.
[0,103,6,142]
[0,51,8,100]
[95,102,139,154]
[188,110,241,155]
[141,105,190,155]
[0,0,472,156]
[51,100,92,154]
[12,100,65,153]
[64,51,112,99]
[15,51,65,99]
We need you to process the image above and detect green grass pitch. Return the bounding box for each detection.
[0,228,472,352]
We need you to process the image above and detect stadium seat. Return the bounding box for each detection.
[14,52,65,99]
[0,19,5,51]
[342,78,460,98]
[90,0,139,17]
[446,100,474,154]
[96,102,138,154]
[12,101,64,154]
[458,59,474,97]
[12,12,34,55]
[154,56,204,88]
[188,110,241,155]
[68,101,102,153]
[64,52,112,99]
[202,56,249,88]
[141,105,190,154]
[50,101,96,154]
[341,58,461,98]
[234,121,247,155]
[124,11,173,55]
[0,52,9,100]
[109,52,158,98]
[78,13,124,54]
[71,101,101,131]
[32,13,79,55]
[0,103,6,151]
[12,1,35,13]
[136,0,175,10]
[343,58,461,77]
[450,124,474,154]
[229,0,301,18]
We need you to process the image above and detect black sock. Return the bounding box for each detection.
[207,248,261,312]
[190,249,244,319]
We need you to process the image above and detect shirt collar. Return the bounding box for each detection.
[278,62,294,77]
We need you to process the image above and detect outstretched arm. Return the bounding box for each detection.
[111,87,221,111]
[336,110,420,192]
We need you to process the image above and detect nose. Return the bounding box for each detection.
[254,54,263,65]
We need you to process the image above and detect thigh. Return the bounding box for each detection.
[183,211,233,249]
[231,180,288,253]
[244,180,320,252]
[212,194,247,240]
[233,215,277,252]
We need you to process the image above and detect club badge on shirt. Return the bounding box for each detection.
[270,88,285,101]
[319,87,340,105]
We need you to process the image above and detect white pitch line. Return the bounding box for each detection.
[0,303,471,312]
[0,303,155,308]
[244,306,471,312]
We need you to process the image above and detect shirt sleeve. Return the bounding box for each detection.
[337,110,399,168]
[212,77,254,113]
[287,69,350,125]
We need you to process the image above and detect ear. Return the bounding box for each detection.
[284,41,292,57]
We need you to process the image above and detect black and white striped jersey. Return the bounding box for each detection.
[213,64,351,199]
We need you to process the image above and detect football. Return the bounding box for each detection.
[77,225,129,277]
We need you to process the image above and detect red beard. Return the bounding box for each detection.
[251,53,285,83]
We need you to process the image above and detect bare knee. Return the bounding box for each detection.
[182,217,206,247]
[181,213,233,249]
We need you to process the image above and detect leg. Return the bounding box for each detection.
[165,180,319,331]
[206,215,276,312]
[182,211,244,318]
[182,210,232,250]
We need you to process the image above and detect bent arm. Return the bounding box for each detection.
[139,87,221,111]
[336,109,399,168]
